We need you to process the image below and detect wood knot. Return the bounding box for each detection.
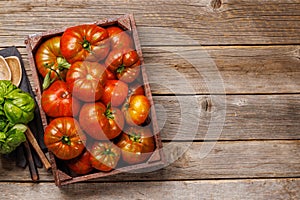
[295,48,300,60]
[201,98,212,112]
[211,0,222,9]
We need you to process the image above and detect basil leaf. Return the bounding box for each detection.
[4,89,35,124]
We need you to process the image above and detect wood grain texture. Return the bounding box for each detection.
[15,45,300,140]
[154,94,300,140]
[143,46,300,94]
[0,141,299,181]
[14,45,300,95]
[0,178,299,199]
[0,0,299,46]
[0,0,299,196]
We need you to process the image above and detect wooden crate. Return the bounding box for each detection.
[25,14,165,186]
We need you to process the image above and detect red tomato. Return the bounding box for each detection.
[44,117,86,160]
[67,150,93,175]
[116,126,155,164]
[60,24,110,63]
[66,61,107,102]
[107,26,134,50]
[79,102,124,140]
[35,36,70,80]
[105,48,140,83]
[41,80,81,118]
[122,95,151,126]
[89,141,121,171]
[105,69,116,80]
[101,80,128,107]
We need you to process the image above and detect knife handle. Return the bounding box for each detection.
[24,139,39,182]
[25,127,51,171]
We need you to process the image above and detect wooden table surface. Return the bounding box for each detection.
[0,0,300,199]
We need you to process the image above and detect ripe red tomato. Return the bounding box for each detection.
[60,24,110,63]
[122,95,151,126]
[116,126,155,164]
[101,80,128,107]
[107,26,134,50]
[44,117,86,160]
[79,102,124,140]
[67,150,93,175]
[89,141,121,171]
[35,36,70,80]
[105,69,116,80]
[105,48,140,83]
[66,61,107,102]
[41,80,81,117]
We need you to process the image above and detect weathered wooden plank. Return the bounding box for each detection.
[0,178,299,199]
[0,141,299,181]
[144,46,300,94]
[16,45,300,94]
[154,94,300,140]
[0,0,299,46]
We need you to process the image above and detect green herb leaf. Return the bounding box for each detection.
[42,71,51,90]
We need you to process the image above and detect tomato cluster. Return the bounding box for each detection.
[35,24,155,175]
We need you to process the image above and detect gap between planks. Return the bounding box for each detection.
[1,176,300,184]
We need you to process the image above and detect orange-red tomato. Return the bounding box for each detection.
[79,102,124,140]
[107,26,134,50]
[116,126,155,164]
[105,48,140,83]
[89,141,121,171]
[67,150,93,175]
[122,95,151,126]
[60,24,110,63]
[44,117,86,160]
[35,36,69,80]
[66,61,107,102]
[41,80,81,118]
[105,69,117,80]
[101,80,128,107]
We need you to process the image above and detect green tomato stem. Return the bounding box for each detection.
[116,65,125,74]
[57,57,71,70]
[106,112,114,119]
[102,147,116,156]
[105,104,115,120]
[81,38,92,53]
[129,132,141,143]
[61,135,71,146]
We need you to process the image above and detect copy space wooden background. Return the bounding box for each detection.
[0,0,299,199]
